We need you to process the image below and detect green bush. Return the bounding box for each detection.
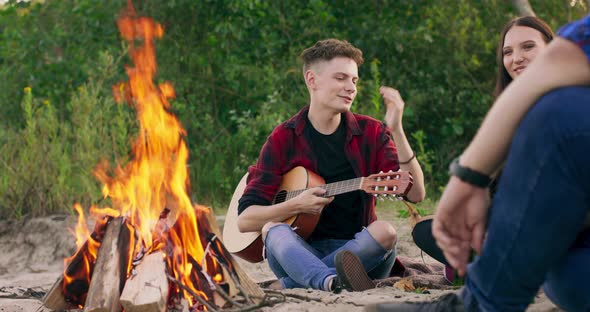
[0,52,132,218]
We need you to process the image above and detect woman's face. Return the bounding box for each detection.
[502,26,548,79]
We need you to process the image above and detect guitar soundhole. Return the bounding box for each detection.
[273,190,288,204]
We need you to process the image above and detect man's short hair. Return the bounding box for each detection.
[300,39,364,73]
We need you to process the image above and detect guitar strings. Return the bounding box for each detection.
[272,177,363,203]
[271,173,407,203]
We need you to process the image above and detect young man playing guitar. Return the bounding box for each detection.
[236,39,426,292]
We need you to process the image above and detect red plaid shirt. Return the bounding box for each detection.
[238,105,400,227]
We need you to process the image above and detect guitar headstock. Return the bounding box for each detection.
[361,170,413,198]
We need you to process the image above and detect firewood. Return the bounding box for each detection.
[180,299,190,312]
[199,206,264,302]
[84,217,130,312]
[43,238,97,310]
[120,251,168,312]
[42,276,69,310]
[43,216,112,310]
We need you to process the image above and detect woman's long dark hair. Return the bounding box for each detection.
[493,16,554,98]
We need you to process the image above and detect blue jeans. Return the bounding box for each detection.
[264,223,395,290]
[461,87,590,311]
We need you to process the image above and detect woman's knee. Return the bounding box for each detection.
[367,220,397,250]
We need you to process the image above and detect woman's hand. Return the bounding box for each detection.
[432,176,490,276]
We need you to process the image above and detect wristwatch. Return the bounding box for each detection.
[449,157,492,188]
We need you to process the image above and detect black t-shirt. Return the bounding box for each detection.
[304,116,363,241]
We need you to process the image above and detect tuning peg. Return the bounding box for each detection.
[375,175,382,192]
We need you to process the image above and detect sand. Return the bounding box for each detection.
[0,213,560,312]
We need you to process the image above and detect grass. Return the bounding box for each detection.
[375,197,437,221]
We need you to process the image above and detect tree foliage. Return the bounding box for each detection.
[0,0,587,216]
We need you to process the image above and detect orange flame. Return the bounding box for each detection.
[62,210,108,305]
[68,204,91,250]
[63,1,225,308]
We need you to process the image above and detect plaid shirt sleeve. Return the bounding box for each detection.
[237,127,287,215]
[558,14,590,64]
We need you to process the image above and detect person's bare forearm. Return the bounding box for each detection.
[237,201,298,233]
[461,37,590,174]
[238,188,331,232]
[391,126,426,202]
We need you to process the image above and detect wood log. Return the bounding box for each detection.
[120,251,168,312]
[180,299,190,312]
[199,205,264,302]
[42,275,69,310]
[43,236,99,309]
[84,217,130,312]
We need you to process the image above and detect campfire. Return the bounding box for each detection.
[42,2,264,311]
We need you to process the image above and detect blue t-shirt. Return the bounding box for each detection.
[558,14,590,63]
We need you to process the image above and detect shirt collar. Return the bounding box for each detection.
[285,105,362,137]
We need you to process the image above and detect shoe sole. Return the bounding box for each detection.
[335,250,375,292]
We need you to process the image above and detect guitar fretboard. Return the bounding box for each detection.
[273,177,363,204]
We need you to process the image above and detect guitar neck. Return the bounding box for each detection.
[284,177,364,201]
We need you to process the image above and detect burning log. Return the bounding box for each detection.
[200,206,264,302]
[42,276,69,311]
[84,217,131,312]
[44,209,265,312]
[120,251,168,312]
[43,216,111,310]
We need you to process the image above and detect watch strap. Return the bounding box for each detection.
[449,157,492,188]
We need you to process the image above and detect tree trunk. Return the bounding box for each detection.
[512,0,536,16]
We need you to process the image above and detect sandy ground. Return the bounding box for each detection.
[0,212,561,312]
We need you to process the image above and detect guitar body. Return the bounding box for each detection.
[223,166,412,263]
[223,167,324,263]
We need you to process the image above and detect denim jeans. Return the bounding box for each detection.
[461,87,590,311]
[264,223,395,290]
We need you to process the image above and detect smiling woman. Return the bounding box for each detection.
[494,16,554,98]
[503,26,549,78]
[488,17,554,196]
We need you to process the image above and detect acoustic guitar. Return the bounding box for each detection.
[222,166,413,263]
